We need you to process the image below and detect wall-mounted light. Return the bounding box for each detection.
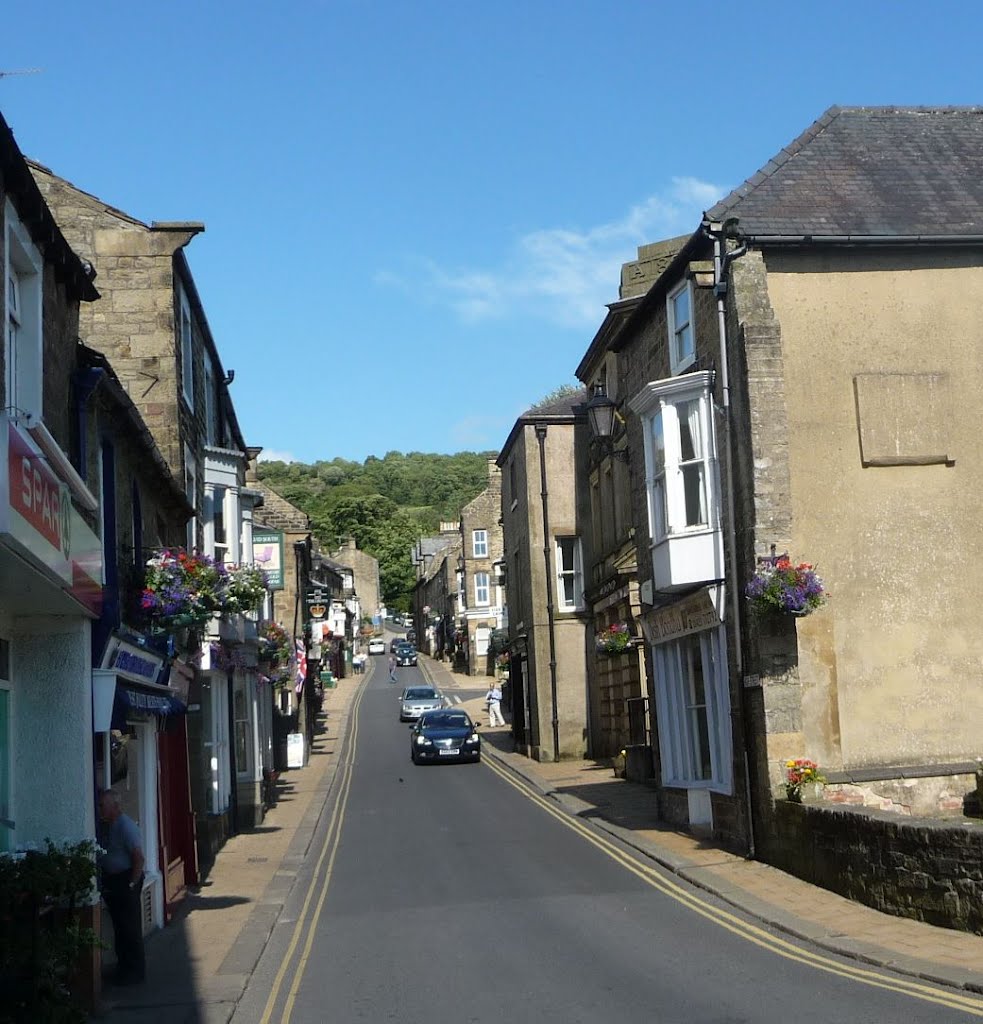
[585,382,629,461]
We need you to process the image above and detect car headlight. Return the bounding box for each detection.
[415,735,431,746]
[468,733,480,744]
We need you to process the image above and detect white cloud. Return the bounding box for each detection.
[379,177,727,329]
[257,448,298,463]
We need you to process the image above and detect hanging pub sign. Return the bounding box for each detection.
[309,603,326,620]
[253,530,285,590]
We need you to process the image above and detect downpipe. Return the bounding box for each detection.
[705,218,755,859]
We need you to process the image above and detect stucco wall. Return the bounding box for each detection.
[762,248,983,770]
[13,617,95,844]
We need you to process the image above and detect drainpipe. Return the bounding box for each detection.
[534,424,560,762]
[704,217,755,858]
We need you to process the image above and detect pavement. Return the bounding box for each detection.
[93,651,983,1021]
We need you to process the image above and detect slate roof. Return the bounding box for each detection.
[706,106,983,239]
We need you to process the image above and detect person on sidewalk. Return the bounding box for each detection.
[388,654,398,683]
[485,681,505,726]
[97,789,146,985]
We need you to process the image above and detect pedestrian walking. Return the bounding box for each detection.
[389,654,398,683]
[97,789,146,985]
[485,681,505,726]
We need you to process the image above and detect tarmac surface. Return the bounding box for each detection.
[93,652,983,1022]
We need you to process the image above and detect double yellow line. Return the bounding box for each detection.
[480,754,983,1018]
[257,670,367,1024]
[259,664,983,1021]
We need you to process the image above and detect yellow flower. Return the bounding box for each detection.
[786,759,796,768]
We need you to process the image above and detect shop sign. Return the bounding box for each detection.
[101,636,165,686]
[0,416,103,614]
[253,530,285,590]
[647,589,720,645]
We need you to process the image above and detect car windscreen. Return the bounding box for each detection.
[421,713,469,728]
[404,689,436,700]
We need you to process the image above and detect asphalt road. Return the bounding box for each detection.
[233,655,983,1024]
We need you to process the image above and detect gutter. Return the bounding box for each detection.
[737,233,983,246]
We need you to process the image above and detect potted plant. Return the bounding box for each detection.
[784,758,826,803]
[596,623,634,655]
[0,838,102,1021]
[745,556,826,617]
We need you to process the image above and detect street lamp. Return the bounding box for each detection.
[585,382,629,460]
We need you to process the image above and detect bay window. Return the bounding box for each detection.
[629,370,722,590]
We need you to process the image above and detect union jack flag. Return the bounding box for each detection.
[294,639,307,694]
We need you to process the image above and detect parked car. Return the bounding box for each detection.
[394,643,417,667]
[390,637,402,653]
[368,638,386,655]
[398,686,444,722]
[410,709,480,764]
[406,629,417,645]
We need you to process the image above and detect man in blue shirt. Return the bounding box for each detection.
[97,789,146,985]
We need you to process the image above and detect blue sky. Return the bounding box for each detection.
[3,2,980,463]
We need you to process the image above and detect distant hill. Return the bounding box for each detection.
[256,451,495,610]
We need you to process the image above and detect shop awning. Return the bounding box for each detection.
[112,684,188,729]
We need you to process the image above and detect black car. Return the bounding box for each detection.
[410,709,480,764]
[406,629,417,645]
[394,643,417,667]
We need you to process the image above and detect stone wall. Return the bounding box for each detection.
[769,802,983,934]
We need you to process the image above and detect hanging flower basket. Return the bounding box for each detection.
[259,621,292,666]
[224,564,269,614]
[745,556,826,617]
[596,623,635,655]
[141,549,225,632]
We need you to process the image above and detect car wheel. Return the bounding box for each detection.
[411,751,418,765]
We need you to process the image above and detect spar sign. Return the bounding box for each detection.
[0,416,103,613]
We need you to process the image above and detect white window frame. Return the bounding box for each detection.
[667,278,695,375]
[652,625,732,792]
[4,199,43,421]
[472,529,488,558]
[184,444,198,551]
[474,571,490,607]
[555,536,583,611]
[630,371,719,545]
[179,286,195,410]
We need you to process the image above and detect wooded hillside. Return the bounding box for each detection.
[256,451,495,611]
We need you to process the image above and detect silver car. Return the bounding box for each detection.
[399,686,444,722]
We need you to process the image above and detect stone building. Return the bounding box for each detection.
[412,524,462,658]
[329,535,381,634]
[32,161,269,867]
[456,461,504,676]
[574,237,688,765]
[576,106,983,866]
[497,393,588,760]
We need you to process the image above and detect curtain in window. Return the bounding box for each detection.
[679,400,707,527]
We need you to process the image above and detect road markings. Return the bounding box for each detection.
[261,673,983,1021]
[479,754,983,1018]
[257,678,366,1024]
